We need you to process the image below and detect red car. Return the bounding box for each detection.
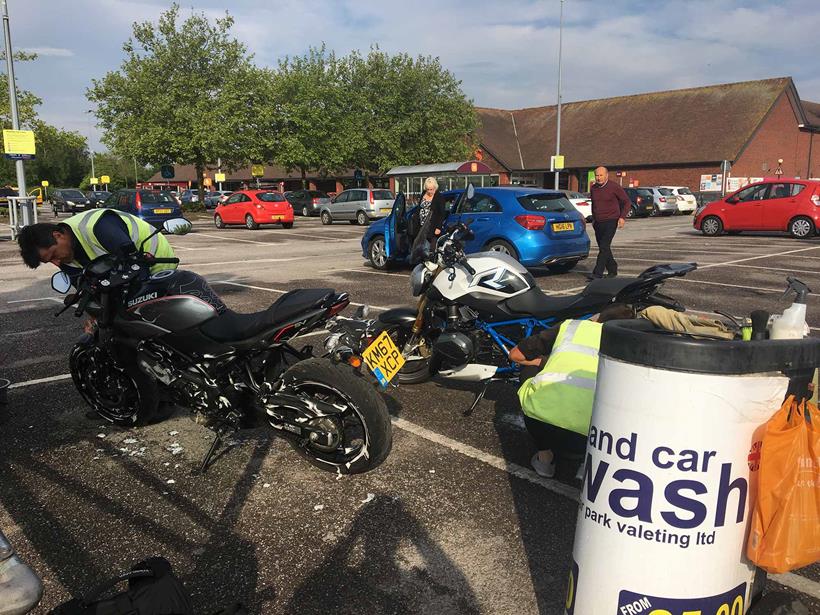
[214,190,294,230]
[694,179,820,238]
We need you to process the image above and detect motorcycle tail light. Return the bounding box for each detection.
[328,298,350,317]
[348,356,362,368]
[514,214,546,230]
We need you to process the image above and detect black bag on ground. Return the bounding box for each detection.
[49,557,194,615]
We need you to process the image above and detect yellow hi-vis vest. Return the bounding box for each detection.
[517,319,602,436]
[62,209,177,274]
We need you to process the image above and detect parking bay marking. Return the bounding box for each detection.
[7,371,820,600]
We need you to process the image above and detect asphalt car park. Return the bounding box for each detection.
[2,209,820,613]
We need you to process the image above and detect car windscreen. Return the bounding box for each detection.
[307,190,328,198]
[658,188,675,196]
[677,187,693,195]
[517,194,572,212]
[60,190,86,199]
[140,191,174,204]
[258,192,285,202]
[93,191,111,198]
[566,191,584,199]
[372,190,394,200]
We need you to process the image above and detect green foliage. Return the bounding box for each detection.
[76,152,156,191]
[28,122,90,187]
[0,51,41,129]
[87,3,270,197]
[344,48,478,175]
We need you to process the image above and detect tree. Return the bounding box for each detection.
[76,151,155,191]
[28,122,90,187]
[345,48,478,177]
[0,51,41,129]
[87,4,270,202]
[266,46,352,187]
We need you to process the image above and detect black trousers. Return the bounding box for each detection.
[592,219,619,276]
[519,364,587,456]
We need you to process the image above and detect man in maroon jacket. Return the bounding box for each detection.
[589,166,630,278]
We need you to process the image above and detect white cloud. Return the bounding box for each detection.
[19,47,74,57]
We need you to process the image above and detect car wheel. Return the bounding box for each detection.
[214,214,225,229]
[356,211,369,226]
[368,236,389,270]
[301,206,309,217]
[701,216,723,236]
[485,239,519,260]
[245,214,259,230]
[321,211,332,225]
[625,206,636,219]
[282,222,293,229]
[789,216,814,239]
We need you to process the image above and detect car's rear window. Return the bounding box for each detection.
[372,190,393,200]
[566,191,584,199]
[258,192,286,202]
[637,189,653,196]
[308,190,328,198]
[658,188,675,196]
[140,191,174,204]
[677,187,693,195]
[517,194,572,212]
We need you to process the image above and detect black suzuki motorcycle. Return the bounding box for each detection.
[51,219,391,474]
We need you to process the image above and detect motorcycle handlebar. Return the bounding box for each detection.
[461,260,476,276]
[149,257,180,264]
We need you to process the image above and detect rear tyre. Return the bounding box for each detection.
[279,358,392,474]
[356,211,369,226]
[214,214,225,229]
[789,216,814,239]
[321,211,332,225]
[301,206,309,217]
[282,222,293,229]
[485,239,519,260]
[700,216,723,236]
[368,236,389,270]
[625,206,636,219]
[245,214,259,230]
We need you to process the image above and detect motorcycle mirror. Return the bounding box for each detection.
[466,183,475,200]
[354,304,370,319]
[51,271,71,294]
[163,218,192,235]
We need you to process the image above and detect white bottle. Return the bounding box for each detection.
[770,278,810,340]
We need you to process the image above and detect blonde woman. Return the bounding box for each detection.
[410,177,447,263]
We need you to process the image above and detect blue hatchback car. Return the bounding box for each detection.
[361,186,590,270]
[104,189,184,229]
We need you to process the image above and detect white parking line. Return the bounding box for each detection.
[670,278,796,294]
[698,244,820,270]
[616,257,820,276]
[188,257,308,267]
[769,572,820,600]
[281,232,360,242]
[8,374,72,389]
[7,297,61,304]
[320,268,405,277]
[196,232,289,246]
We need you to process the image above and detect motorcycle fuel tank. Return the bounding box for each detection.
[431,251,534,303]
[127,269,219,333]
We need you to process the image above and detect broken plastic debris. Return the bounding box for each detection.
[360,493,375,504]
[123,438,138,444]
[313,504,324,511]
[163,462,171,467]
[97,433,106,439]
[167,443,184,455]
[429,469,435,474]
[169,430,179,436]
[263,483,271,488]
[166,479,176,484]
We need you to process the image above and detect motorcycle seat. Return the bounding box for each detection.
[201,288,334,343]
[504,287,581,318]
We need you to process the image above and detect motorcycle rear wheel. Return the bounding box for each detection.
[279,358,392,474]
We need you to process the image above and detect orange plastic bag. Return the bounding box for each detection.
[747,395,820,573]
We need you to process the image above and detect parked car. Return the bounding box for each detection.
[320,188,395,226]
[659,185,697,214]
[0,186,17,206]
[623,188,656,218]
[51,189,94,215]
[214,190,294,230]
[694,179,820,238]
[286,189,332,217]
[362,186,590,270]
[104,189,183,228]
[85,190,112,208]
[203,190,233,209]
[179,189,199,203]
[560,190,592,221]
[643,187,678,215]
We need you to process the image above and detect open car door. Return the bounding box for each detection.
[385,192,408,259]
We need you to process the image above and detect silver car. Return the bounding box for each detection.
[320,188,395,226]
[644,187,678,215]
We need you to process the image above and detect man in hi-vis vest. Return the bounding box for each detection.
[510,304,634,479]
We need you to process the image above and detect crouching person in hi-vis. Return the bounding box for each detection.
[510,304,635,480]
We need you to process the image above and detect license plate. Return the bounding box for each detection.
[362,331,406,387]
[380,208,391,213]
[154,208,172,214]
[552,222,574,231]
[271,215,283,220]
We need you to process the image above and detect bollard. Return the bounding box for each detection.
[566,320,820,614]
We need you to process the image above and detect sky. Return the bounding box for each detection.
[7,0,820,152]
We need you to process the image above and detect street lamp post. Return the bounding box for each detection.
[2,0,28,219]
[553,0,565,190]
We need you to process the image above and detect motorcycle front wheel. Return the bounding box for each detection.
[382,323,434,384]
[278,358,392,474]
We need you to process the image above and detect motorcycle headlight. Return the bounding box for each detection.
[410,263,431,297]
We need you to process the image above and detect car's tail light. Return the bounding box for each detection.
[135,193,142,210]
[812,193,820,206]
[312,198,319,205]
[369,192,374,204]
[514,214,546,230]
[659,196,666,202]
[636,196,643,204]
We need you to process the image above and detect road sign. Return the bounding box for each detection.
[203,177,212,187]
[90,177,98,185]
[3,129,35,159]
[101,175,110,184]
[251,164,264,177]
[41,180,49,187]
[160,164,175,179]
[214,172,226,182]
[550,155,565,171]
[353,169,363,181]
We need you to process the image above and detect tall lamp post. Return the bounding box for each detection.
[553,0,565,190]
[2,0,27,213]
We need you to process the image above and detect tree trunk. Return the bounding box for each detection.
[301,167,307,190]
[195,159,205,207]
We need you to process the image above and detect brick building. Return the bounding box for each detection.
[475,77,820,193]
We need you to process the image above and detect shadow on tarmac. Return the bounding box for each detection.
[286,495,480,614]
